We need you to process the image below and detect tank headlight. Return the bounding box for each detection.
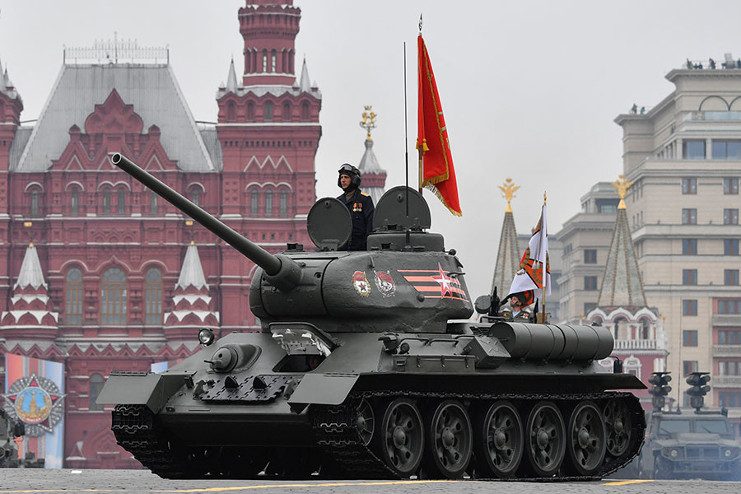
[663,447,682,458]
[198,328,215,346]
[723,447,739,459]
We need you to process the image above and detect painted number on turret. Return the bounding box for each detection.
[398,264,468,301]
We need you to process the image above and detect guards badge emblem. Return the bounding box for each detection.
[352,270,371,296]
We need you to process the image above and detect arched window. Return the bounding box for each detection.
[301,101,310,121]
[89,373,105,411]
[145,268,162,326]
[117,188,126,214]
[247,102,255,122]
[227,101,236,121]
[262,49,268,72]
[282,102,291,122]
[265,101,273,122]
[30,189,40,217]
[65,268,83,325]
[70,187,80,215]
[271,49,277,72]
[102,189,111,215]
[191,188,201,207]
[280,190,288,216]
[613,316,627,340]
[623,356,642,380]
[265,190,273,216]
[640,318,651,339]
[150,191,158,215]
[101,267,127,325]
[250,189,259,216]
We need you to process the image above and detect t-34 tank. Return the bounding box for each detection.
[98,153,646,480]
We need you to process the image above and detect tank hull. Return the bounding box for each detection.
[101,329,646,480]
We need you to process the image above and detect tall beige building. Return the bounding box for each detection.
[614,61,741,416]
[556,182,618,322]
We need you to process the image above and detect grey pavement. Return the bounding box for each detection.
[0,470,740,494]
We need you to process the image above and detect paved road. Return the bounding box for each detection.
[1,470,740,494]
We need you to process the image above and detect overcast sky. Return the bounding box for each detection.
[2,0,741,299]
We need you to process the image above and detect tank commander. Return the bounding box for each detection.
[500,290,534,321]
[337,163,374,251]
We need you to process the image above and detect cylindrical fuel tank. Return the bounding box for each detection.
[489,322,613,361]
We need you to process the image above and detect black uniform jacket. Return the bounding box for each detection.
[337,188,375,250]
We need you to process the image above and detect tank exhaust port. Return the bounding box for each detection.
[270,323,339,372]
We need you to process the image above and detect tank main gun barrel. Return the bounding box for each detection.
[109,153,300,289]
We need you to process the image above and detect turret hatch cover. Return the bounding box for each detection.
[307,197,352,250]
[373,186,431,231]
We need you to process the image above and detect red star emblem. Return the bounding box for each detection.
[432,263,453,297]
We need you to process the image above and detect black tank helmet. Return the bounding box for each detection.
[337,163,361,189]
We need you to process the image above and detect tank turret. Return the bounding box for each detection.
[100,154,646,481]
[110,153,472,333]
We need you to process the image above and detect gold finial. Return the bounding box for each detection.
[190,240,195,246]
[544,191,547,205]
[29,242,34,248]
[360,105,377,141]
[612,174,633,209]
[498,178,519,213]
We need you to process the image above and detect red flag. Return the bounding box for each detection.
[417,34,462,216]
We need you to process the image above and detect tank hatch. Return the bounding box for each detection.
[373,186,431,231]
[307,197,352,250]
[368,186,443,252]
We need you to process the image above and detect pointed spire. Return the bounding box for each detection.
[357,106,387,205]
[226,57,238,92]
[491,179,520,295]
[15,243,47,290]
[176,242,208,290]
[597,178,647,307]
[299,57,312,92]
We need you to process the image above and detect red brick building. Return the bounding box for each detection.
[0,0,321,468]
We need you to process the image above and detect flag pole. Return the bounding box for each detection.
[542,191,547,322]
[403,41,410,218]
[417,14,423,194]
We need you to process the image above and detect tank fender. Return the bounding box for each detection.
[287,373,359,407]
[96,371,192,413]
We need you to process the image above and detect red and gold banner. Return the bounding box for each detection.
[417,34,462,216]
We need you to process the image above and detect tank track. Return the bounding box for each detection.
[311,390,645,481]
[111,404,195,479]
[112,390,644,481]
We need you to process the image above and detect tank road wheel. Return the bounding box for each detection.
[525,401,566,477]
[603,398,632,458]
[567,401,607,476]
[425,400,473,479]
[377,398,424,477]
[355,398,375,446]
[474,400,524,478]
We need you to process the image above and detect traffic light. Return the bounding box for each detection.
[648,371,672,411]
[686,371,711,411]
